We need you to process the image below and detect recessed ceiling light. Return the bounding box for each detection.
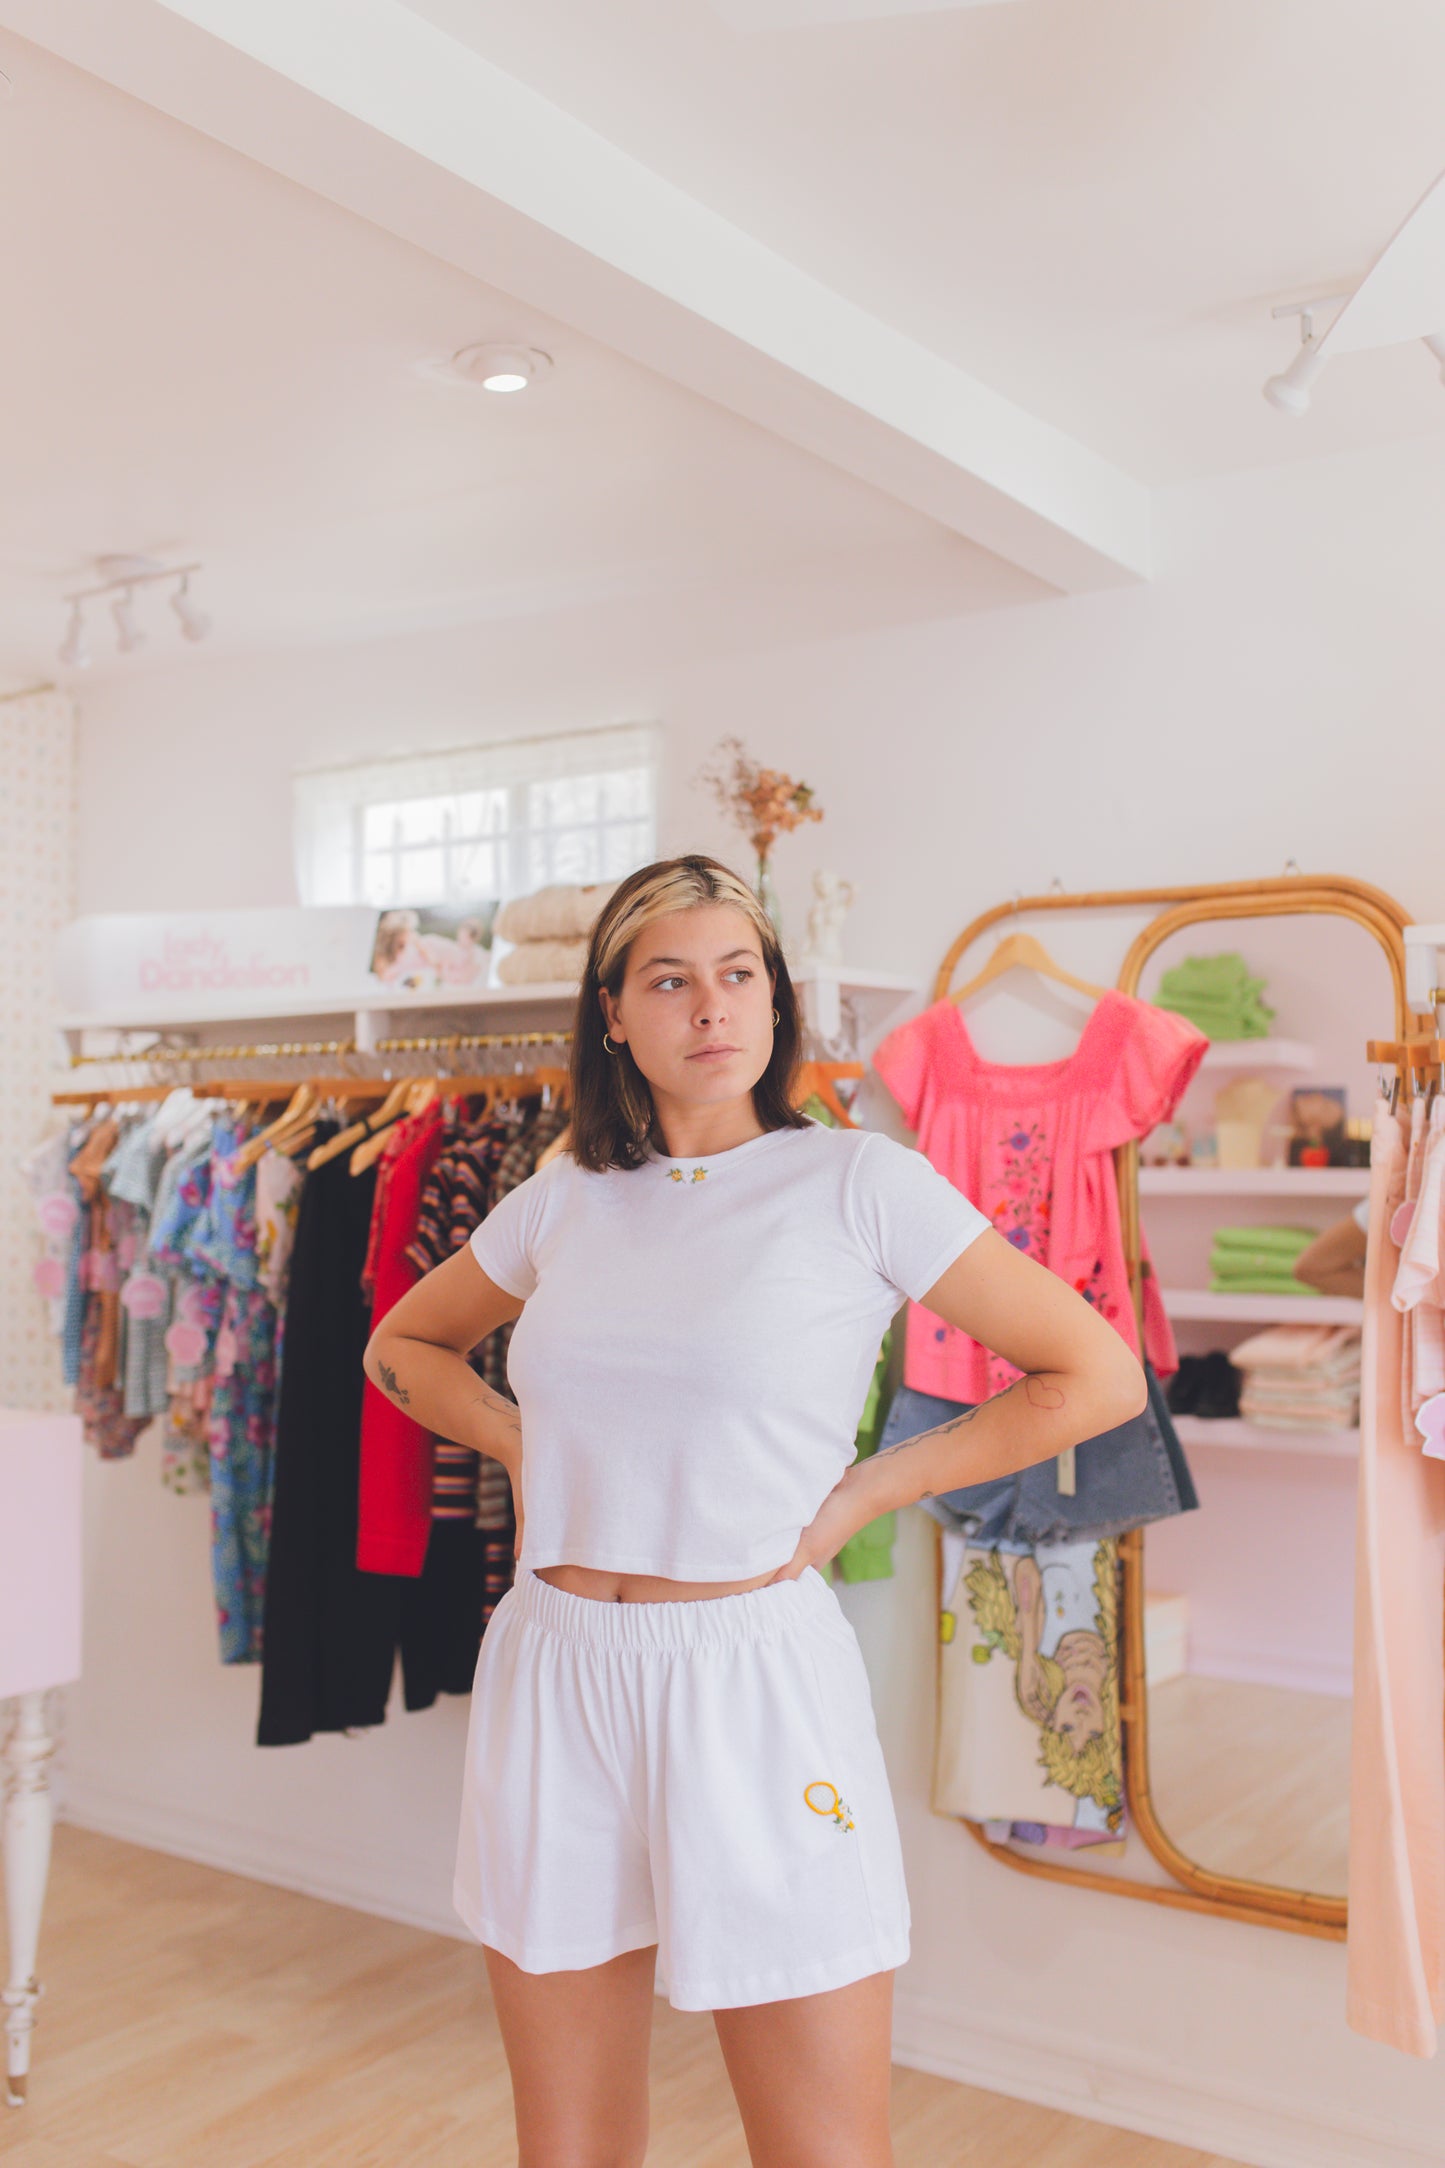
[448,342,553,394]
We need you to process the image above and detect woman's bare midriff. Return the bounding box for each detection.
[533,1563,780,1604]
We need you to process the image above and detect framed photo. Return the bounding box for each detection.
[369,902,499,992]
[1288,1086,1348,1166]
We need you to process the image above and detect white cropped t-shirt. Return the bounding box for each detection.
[467,1118,991,1580]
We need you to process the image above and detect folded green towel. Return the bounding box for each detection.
[1211,1225,1315,1257]
[1213,1266,1325,1283]
[1154,951,1275,1039]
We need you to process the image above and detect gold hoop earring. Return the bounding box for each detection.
[772,1008,781,1027]
[603,1032,620,1054]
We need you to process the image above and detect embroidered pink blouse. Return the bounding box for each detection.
[873,990,1208,1402]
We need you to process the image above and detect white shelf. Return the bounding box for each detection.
[1139,1166,1370,1197]
[1194,1038,1316,1071]
[1162,1289,1364,1326]
[56,970,914,1063]
[1171,1415,1359,1461]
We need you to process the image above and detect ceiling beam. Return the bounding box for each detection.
[2,0,1151,592]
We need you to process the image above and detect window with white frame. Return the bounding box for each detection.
[293,724,660,909]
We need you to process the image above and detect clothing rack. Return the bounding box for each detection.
[1366,1034,1445,1108]
[64,1026,575,1070]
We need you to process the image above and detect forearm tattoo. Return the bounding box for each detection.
[869,1372,1067,1497]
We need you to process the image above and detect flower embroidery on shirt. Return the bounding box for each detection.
[993,1119,1051,1257]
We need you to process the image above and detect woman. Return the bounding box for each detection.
[364,853,1145,2168]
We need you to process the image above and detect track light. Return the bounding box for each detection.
[1263,339,1328,416]
[170,575,211,642]
[57,555,210,663]
[111,588,145,653]
[58,602,89,670]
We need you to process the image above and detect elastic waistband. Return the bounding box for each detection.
[508,1564,836,1654]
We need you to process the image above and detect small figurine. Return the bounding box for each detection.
[798,868,854,970]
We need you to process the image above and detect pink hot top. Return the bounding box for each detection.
[873,989,1208,1402]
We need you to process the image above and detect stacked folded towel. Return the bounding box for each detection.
[1154,952,1275,1040]
[492,881,619,985]
[1228,1324,1362,1430]
[1209,1225,1315,1295]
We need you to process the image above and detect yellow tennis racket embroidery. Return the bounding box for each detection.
[803,1780,856,1831]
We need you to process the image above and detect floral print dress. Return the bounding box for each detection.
[185,1115,279,1665]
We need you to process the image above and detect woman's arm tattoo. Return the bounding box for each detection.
[867,1372,1067,1496]
[377,1360,410,1408]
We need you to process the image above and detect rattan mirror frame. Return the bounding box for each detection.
[929,872,1419,1938]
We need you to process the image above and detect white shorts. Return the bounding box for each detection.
[453,1563,910,2011]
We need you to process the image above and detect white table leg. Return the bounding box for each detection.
[2,1693,54,2108]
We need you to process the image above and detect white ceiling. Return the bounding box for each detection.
[407,0,1445,482]
[0,27,1030,684]
[5,1,1445,685]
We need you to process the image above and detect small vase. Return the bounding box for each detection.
[754,851,783,945]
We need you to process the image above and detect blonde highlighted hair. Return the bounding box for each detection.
[569,854,806,1172]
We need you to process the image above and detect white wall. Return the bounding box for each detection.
[58,432,1445,2166]
[0,688,75,1411]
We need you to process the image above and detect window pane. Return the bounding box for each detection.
[396,845,445,902]
[602,767,649,820]
[361,853,398,907]
[362,804,398,854]
[450,838,502,896]
[309,735,657,908]
[450,788,509,839]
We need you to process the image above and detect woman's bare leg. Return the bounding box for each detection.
[712,1967,896,2168]
[482,1940,659,2166]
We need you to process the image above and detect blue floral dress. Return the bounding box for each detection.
[185,1115,279,1666]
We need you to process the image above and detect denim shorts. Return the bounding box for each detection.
[878,1362,1197,1548]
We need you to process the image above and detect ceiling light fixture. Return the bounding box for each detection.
[448,342,553,394]
[58,602,89,671]
[56,554,211,667]
[1264,162,1445,415]
[170,574,211,642]
[111,588,145,653]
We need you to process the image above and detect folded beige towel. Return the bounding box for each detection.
[494,938,590,985]
[494,881,618,944]
[1229,1324,1362,1372]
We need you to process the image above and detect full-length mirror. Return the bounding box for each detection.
[929,875,1415,1940]
[1126,906,1394,1906]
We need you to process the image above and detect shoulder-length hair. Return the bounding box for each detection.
[569,853,807,1172]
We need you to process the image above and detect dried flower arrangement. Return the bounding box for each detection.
[695,736,824,934]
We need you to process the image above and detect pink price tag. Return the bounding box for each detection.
[1390,1197,1417,1247]
[36,1191,79,1239]
[121,1272,168,1321]
[32,1257,65,1299]
[164,1320,207,1368]
[1416,1393,1445,1461]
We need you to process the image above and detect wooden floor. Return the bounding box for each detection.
[1147,1673,1351,1896]
[2,1826,1248,2167]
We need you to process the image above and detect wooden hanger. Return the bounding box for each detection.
[307,1073,419,1172]
[231,1083,322,1172]
[794,1060,864,1128]
[349,1076,440,1176]
[947,930,1110,1008]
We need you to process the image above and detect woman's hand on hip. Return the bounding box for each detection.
[765,1460,889,1583]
